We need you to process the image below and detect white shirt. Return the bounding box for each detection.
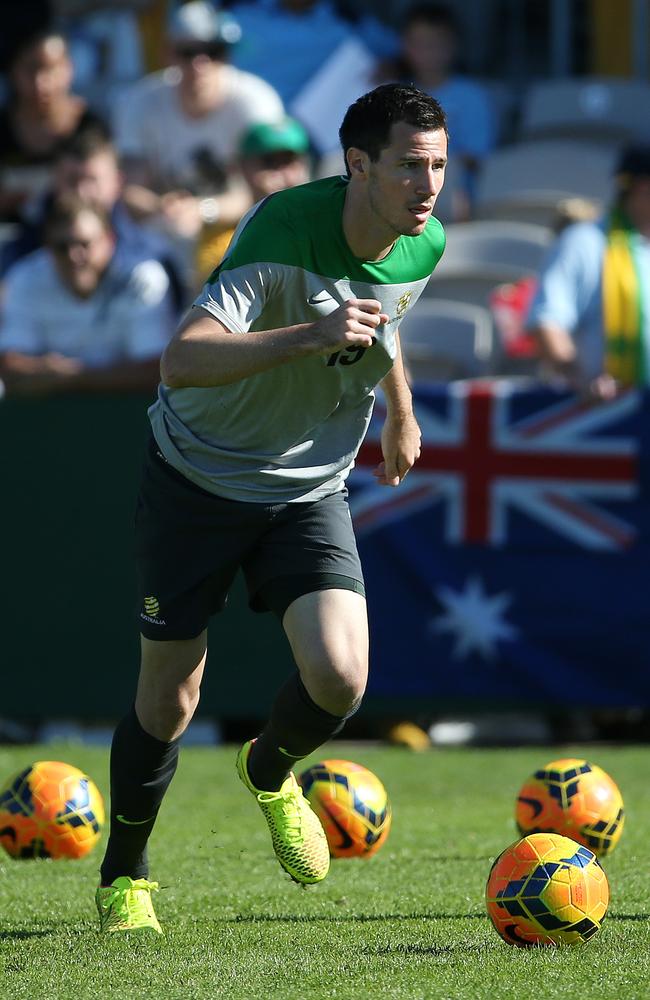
[0,249,173,366]
[113,65,284,192]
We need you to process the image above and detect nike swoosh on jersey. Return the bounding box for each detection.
[116,814,155,826]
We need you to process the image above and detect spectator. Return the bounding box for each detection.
[0,194,173,397]
[391,3,496,210]
[0,28,106,221]
[229,0,396,108]
[0,126,186,308]
[113,0,284,248]
[196,116,311,282]
[527,146,650,401]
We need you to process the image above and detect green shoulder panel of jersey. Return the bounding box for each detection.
[208,176,445,287]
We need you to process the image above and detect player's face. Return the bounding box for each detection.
[366,122,448,238]
[47,210,114,297]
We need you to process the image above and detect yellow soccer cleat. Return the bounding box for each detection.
[236,740,330,885]
[96,876,163,934]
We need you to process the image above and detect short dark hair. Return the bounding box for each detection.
[55,126,116,166]
[44,193,112,241]
[339,84,447,176]
[402,3,459,35]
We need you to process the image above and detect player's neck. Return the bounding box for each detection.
[342,186,396,261]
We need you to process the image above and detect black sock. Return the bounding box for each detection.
[247,673,354,791]
[99,706,180,885]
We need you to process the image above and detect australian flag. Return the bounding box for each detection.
[349,381,650,707]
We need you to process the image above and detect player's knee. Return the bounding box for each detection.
[307,650,368,716]
[138,683,200,741]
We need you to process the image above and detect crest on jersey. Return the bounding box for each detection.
[395,291,412,319]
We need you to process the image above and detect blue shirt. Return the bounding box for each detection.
[427,77,496,160]
[527,219,650,381]
[230,0,396,105]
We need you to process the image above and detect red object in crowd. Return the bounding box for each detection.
[489,276,539,358]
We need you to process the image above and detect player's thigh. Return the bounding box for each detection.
[244,490,365,619]
[282,589,369,715]
[135,436,264,641]
[136,631,208,740]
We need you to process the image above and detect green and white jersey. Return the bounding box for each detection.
[149,176,445,502]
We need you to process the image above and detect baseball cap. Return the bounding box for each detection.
[240,119,310,158]
[168,2,242,46]
[616,145,650,180]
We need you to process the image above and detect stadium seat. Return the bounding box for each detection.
[400,297,493,380]
[432,220,552,279]
[474,140,618,226]
[519,77,650,144]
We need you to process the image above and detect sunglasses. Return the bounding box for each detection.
[48,237,93,254]
[175,43,225,62]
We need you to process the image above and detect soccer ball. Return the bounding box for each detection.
[486,832,610,947]
[298,759,391,858]
[0,760,105,860]
[515,758,624,857]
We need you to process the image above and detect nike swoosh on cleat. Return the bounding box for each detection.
[116,814,155,825]
[307,292,332,305]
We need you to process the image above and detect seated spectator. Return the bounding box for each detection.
[0,194,173,397]
[195,116,311,282]
[229,0,396,107]
[0,28,106,221]
[390,3,496,211]
[113,0,284,249]
[526,146,650,401]
[0,126,186,308]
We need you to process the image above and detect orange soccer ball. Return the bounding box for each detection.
[486,832,610,947]
[0,760,105,859]
[298,759,391,858]
[515,758,624,857]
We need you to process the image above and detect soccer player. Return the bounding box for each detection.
[96,83,448,933]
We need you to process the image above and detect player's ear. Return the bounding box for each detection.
[346,146,370,181]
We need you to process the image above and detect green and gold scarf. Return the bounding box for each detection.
[602,209,648,385]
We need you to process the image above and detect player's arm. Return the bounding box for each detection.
[374,330,422,487]
[160,301,388,387]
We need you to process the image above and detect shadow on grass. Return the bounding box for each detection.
[0,930,53,940]
[608,913,650,921]
[361,941,488,958]
[227,912,485,924]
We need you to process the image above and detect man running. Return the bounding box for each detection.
[96,83,448,933]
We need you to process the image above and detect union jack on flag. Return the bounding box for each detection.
[351,381,640,550]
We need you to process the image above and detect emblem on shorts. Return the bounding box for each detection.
[143,596,160,617]
[395,291,412,320]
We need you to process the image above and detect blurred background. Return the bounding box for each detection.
[2,0,650,749]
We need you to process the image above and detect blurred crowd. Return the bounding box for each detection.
[1,0,649,402]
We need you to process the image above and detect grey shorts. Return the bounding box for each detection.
[135,437,365,640]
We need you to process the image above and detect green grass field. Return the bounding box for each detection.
[1,742,648,1000]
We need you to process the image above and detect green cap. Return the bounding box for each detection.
[240,118,310,158]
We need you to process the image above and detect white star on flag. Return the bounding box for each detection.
[431,576,519,661]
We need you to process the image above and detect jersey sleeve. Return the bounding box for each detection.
[193,261,279,332]
[0,262,45,354]
[192,199,287,331]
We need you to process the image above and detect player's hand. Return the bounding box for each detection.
[312,298,389,354]
[374,410,422,486]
